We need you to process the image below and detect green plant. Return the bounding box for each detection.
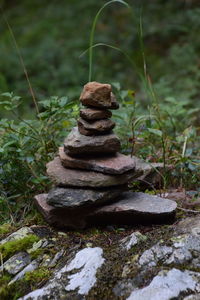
[0,92,78,223]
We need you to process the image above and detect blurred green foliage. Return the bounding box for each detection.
[0,0,200,108]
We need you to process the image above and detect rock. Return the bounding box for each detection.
[19,247,105,299]
[35,192,177,229]
[64,127,120,156]
[0,227,34,245]
[59,147,136,175]
[138,243,173,267]
[47,186,123,208]
[49,250,65,267]
[2,252,31,275]
[78,117,115,136]
[126,268,199,300]
[176,216,200,236]
[132,156,171,189]
[9,259,39,285]
[65,247,105,295]
[47,157,135,187]
[80,108,112,121]
[120,232,147,251]
[110,92,119,109]
[80,81,113,108]
[90,192,177,225]
[35,194,94,229]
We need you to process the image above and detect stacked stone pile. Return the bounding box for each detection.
[35,82,177,229]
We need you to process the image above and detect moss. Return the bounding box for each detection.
[0,234,39,260]
[24,267,51,284]
[0,223,14,236]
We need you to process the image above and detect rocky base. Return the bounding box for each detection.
[1,212,200,300]
[35,192,177,229]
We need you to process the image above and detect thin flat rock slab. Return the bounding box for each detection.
[80,81,112,108]
[59,147,135,175]
[35,194,96,229]
[46,157,135,187]
[47,186,124,208]
[88,192,177,226]
[78,117,115,136]
[80,108,112,121]
[64,127,120,156]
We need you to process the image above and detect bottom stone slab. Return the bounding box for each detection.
[35,192,177,229]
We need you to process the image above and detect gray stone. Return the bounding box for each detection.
[0,227,33,245]
[80,108,112,121]
[64,127,120,156]
[2,252,31,275]
[132,156,171,189]
[138,243,173,267]
[47,157,135,188]
[47,187,123,208]
[121,232,147,251]
[19,247,104,299]
[91,192,177,225]
[9,259,39,285]
[59,147,135,175]
[126,268,199,300]
[78,117,115,136]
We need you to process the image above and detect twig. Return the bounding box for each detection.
[177,207,200,214]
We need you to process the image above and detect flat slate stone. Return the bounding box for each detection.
[35,194,95,229]
[46,157,136,187]
[90,191,177,225]
[59,147,135,175]
[80,108,112,121]
[35,192,177,229]
[47,186,123,208]
[64,127,120,156]
[80,81,112,108]
[2,252,31,275]
[78,117,115,136]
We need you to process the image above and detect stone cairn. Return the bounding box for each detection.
[35,82,177,229]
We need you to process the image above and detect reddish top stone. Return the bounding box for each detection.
[80,82,118,109]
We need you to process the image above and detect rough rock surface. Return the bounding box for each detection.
[59,147,135,175]
[91,191,177,225]
[19,247,105,299]
[2,252,31,275]
[80,108,112,121]
[78,117,115,136]
[0,227,34,245]
[80,81,113,108]
[35,191,177,229]
[47,157,135,188]
[2,215,200,299]
[47,186,123,208]
[64,127,121,156]
[127,268,199,300]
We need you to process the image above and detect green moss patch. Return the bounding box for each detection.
[0,235,39,260]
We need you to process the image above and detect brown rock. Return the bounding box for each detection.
[34,194,89,229]
[64,127,120,156]
[110,92,119,109]
[78,118,115,136]
[46,157,136,187]
[59,147,135,175]
[80,108,112,121]
[80,82,119,109]
[35,192,177,229]
[80,82,112,108]
[89,191,177,225]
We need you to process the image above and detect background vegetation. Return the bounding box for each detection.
[0,0,199,224]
